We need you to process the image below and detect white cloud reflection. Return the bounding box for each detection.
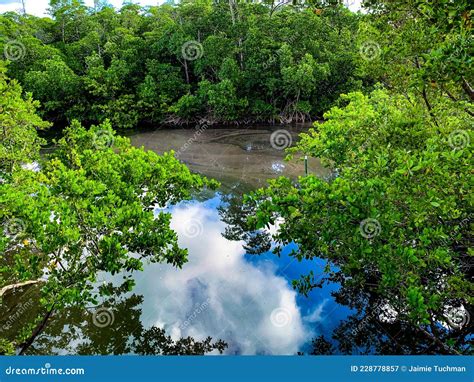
[131,202,309,355]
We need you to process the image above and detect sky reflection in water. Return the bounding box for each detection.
[127,194,353,355]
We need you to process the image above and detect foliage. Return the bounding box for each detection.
[0,1,364,127]
[247,89,472,323]
[0,70,218,353]
[0,63,50,174]
[358,0,473,106]
[242,92,473,355]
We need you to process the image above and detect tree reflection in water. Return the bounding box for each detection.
[2,193,470,355]
[218,194,473,355]
[1,284,226,355]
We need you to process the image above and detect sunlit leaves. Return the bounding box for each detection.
[246,89,473,331]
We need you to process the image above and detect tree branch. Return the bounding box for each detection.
[461,76,474,101]
[0,280,43,298]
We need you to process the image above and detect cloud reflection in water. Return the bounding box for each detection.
[131,200,311,355]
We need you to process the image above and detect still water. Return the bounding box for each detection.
[127,126,350,355]
[2,126,353,355]
[127,126,328,192]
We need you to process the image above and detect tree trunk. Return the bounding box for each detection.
[228,0,236,25]
[18,305,55,355]
[461,76,474,101]
[62,20,65,44]
[184,59,189,84]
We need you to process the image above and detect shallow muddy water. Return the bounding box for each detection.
[127,126,328,192]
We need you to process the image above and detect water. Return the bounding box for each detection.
[9,126,470,355]
[3,126,469,355]
[126,126,329,192]
[1,126,353,355]
[125,126,350,355]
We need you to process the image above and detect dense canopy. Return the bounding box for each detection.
[0,0,472,356]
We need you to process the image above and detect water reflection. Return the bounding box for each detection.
[3,124,470,355]
[219,196,474,355]
[22,288,226,355]
[138,197,309,355]
[6,186,466,354]
[1,193,351,355]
